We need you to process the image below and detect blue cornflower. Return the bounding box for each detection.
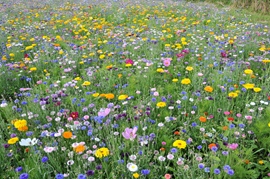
[41,156,48,163]
[141,169,150,175]
[214,168,221,174]
[55,174,64,179]
[204,167,210,173]
[211,146,218,152]
[191,122,197,127]
[227,169,234,175]
[197,145,202,150]
[198,163,205,169]
[77,174,87,179]
[170,148,178,153]
[15,166,23,172]
[19,173,29,179]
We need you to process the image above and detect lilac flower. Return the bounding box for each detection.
[122,127,138,140]
[55,174,64,179]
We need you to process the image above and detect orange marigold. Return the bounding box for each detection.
[199,116,207,122]
[74,145,86,153]
[62,131,72,139]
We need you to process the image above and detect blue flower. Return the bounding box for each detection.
[214,168,221,174]
[198,163,205,169]
[55,174,64,179]
[77,174,87,179]
[197,145,202,150]
[170,148,178,153]
[204,167,210,173]
[19,173,29,179]
[15,166,23,172]
[41,156,48,163]
[141,169,150,175]
[227,169,234,175]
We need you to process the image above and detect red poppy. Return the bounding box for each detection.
[70,111,79,119]
[227,117,234,122]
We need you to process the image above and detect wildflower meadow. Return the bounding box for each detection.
[0,0,270,178]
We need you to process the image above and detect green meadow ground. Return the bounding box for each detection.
[0,0,270,178]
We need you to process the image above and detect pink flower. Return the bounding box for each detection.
[224,111,230,115]
[122,127,138,141]
[164,174,172,179]
[125,59,134,65]
[98,108,110,117]
[163,58,171,67]
[245,115,252,120]
[228,143,238,150]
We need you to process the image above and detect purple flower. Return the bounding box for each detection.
[227,169,234,175]
[19,173,29,179]
[86,170,94,176]
[122,127,138,140]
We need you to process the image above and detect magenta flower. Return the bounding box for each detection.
[125,59,134,65]
[122,127,138,140]
[228,143,238,150]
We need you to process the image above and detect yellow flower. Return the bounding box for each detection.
[94,147,110,158]
[258,160,264,165]
[9,53,15,57]
[118,95,128,100]
[99,54,105,59]
[244,69,253,75]
[82,81,91,86]
[74,77,82,81]
[228,92,238,98]
[242,83,255,89]
[186,66,193,71]
[30,67,37,71]
[125,64,132,67]
[173,140,187,149]
[133,173,140,178]
[8,137,19,144]
[262,59,270,63]
[268,122,270,127]
[181,78,191,85]
[156,68,164,73]
[14,120,27,129]
[25,46,33,50]
[204,86,213,93]
[156,102,166,108]
[59,50,64,55]
[253,87,261,92]
[172,78,178,82]
[92,93,99,97]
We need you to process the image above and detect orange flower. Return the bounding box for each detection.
[244,159,250,164]
[25,148,30,152]
[74,145,86,153]
[160,147,166,151]
[62,131,72,139]
[208,143,216,149]
[105,93,114,100]
[222,126,228,130]
[174,131,180,135]
[204,86,213,93]
[199,116,207,122]
[18,126,28,132]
